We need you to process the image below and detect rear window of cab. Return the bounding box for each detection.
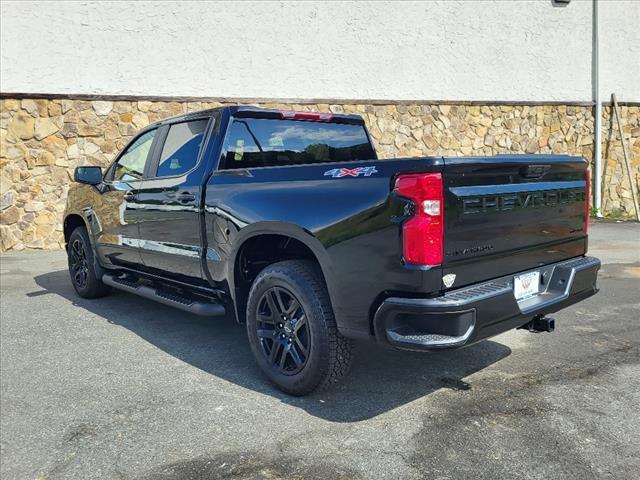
[223,118,375,169]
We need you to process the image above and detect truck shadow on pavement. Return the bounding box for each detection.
[31,270,512,423]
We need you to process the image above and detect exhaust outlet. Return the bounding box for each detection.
[519,315,555,333]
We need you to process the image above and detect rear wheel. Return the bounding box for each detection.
[246,260,353,396]
[67,226,111,299]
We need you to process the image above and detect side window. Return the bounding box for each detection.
[155,119,208,177]
[224,120,263,168]
[112,129,157,181]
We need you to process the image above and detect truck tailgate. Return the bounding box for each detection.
[442,155,589,288]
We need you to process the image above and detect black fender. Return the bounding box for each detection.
[225,221,337,324]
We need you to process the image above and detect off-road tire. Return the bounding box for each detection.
[67,226,111,299]
[246,260,354,396]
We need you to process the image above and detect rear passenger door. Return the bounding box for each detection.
[136,116,213,281]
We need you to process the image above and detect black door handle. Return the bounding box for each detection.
[176,192,196,203]
[123,193,136,201]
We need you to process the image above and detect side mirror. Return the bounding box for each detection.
[74,166,103,185]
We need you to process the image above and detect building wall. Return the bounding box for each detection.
[1,97,638,252]
[1,1,639,102]
[1,1,639,251]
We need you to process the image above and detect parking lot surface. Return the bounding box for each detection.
[1,222,639,480]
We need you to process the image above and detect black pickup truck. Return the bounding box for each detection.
[64,106,600,395]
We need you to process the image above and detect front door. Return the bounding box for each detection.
[136,117,212,281]
[94,127,159,269]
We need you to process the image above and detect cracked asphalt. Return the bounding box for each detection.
[1,222,638,480]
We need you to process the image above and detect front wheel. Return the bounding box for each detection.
[67,226,111,299]
[246,260,353,396]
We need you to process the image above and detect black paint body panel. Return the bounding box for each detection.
[441,156,588,288]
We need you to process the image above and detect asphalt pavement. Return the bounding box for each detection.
[0,221,638,480]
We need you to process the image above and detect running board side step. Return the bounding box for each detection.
[102,274,225,317]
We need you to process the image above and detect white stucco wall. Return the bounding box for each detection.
[1,0,638,102]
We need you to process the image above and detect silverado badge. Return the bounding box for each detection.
[324,167,378,178]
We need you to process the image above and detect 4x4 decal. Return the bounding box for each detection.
[323,166,378,178]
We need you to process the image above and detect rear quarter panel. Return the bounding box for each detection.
[204,158,443,338]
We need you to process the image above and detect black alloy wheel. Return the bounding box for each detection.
[256,286,310,375]
[245,260,354,396]
[70,238,89,290]
[67,226,111,299]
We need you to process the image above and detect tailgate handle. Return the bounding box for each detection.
[521,165,551,179]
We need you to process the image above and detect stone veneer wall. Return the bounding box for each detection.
[1,98,639,252]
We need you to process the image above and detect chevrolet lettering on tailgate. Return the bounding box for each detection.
[461,186,586,215]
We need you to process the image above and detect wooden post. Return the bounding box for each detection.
[612,94,640,221]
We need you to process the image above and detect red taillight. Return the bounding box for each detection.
[280,111,333,121]
[394,173,444,266]
[585,167,591,233]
